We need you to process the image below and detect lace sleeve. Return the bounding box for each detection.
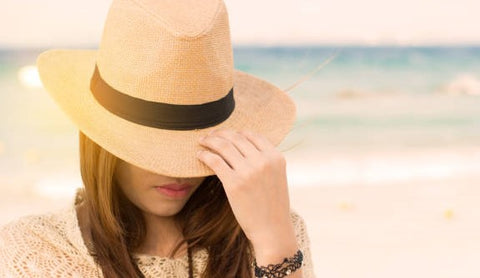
[290,209,316,278]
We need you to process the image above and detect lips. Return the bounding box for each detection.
[154,183,193,198]
[155,183,192,190]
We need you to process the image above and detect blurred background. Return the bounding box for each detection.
[1,0,479,277]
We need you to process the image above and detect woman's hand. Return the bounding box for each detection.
[197,128,298,264]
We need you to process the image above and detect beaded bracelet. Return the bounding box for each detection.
[253,249,303,278]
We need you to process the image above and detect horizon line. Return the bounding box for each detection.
[2,43,480,51]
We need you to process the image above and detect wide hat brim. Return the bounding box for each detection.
[36,49,297,178]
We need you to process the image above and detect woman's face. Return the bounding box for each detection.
[113,159,207,217]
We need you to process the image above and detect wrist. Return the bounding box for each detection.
[253,248,304,278]
[251,231,298,266]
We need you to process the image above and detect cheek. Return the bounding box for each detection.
[115,170,147,205]
[116,180,155,214]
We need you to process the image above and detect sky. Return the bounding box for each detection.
[0,0,479,48]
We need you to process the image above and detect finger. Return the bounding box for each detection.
[238,129,275,152]
[197,150,233,183]
[199,135,245,170]
[210,129,259,157]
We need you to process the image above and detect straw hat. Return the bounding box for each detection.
[36,0,296,178]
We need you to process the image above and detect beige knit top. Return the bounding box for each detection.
[0,191,315,277]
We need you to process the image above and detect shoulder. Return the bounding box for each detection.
[0,211,56,246]
[0,207,72,244]
[0,208,69,252]
[0,207,85,275]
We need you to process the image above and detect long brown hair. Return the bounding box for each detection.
[77,131,253,278]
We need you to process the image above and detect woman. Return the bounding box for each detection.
[0,0,314,277]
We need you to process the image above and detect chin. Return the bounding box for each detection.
[146,202,187,217]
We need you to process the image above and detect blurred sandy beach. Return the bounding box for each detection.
[290,179,479,278]
[1,176,479,278]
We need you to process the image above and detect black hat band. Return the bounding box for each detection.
[89,64,235,130]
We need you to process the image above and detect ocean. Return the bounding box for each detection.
[1,46,480,198]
